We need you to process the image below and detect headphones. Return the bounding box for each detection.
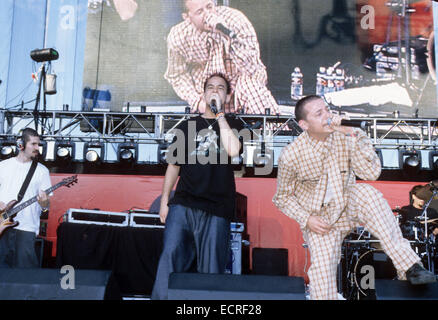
[16,134,24,151]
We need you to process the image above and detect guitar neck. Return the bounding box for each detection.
[7,181,64,218]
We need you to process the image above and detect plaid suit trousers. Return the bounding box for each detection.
[273,130,420,299]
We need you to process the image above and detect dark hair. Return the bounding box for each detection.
[203,73,231,94]
[21,128,39,146]
[294,95,322,122]
[181,0,189,12]
[409,184,425,204]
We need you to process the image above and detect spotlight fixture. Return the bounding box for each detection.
[30,48,59,63]
[428,150,438,174]
[253,142,273,167]
[117,142,138,165]
[38,140,47,162]
[83,141,104,164]
[55,140,75,163]
[157,141,171,164]
[0,139,17,160]
[375,149,383,167]
[399,149,421,175]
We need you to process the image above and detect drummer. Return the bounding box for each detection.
[399,184,438,237]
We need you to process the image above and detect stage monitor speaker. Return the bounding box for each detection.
[252,248,288,276]
[168,273,305,300]
[375,279,438,300]
[0,268,120,300]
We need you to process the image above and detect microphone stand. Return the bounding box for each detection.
[33,62,47,135]
[418,186,438,272]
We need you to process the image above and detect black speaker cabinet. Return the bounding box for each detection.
[252,248,288,276]
[0,268,120,300]
[168,273,305,300]
[375,279,438,300]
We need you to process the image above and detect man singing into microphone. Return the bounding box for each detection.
[151,73,243,299]
[273,95,435,300]
[165,0,279,115]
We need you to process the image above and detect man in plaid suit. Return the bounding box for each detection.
[165,0,279,115]
[273,95,436,300]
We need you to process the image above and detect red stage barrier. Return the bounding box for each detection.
[47,173,424,280]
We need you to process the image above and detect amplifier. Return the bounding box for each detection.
[226,222,250,275]
[129,211,164,229]
[64,209,129,226]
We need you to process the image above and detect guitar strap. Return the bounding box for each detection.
[17,160,38,203]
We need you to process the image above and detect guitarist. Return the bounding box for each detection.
[0,128,51,268]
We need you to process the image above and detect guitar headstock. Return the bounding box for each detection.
[62,175,78,188]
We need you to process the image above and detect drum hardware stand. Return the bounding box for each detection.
[418,186,438,272]
[385,0,433,111]
[385,0,416,86]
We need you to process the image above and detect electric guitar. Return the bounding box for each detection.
[0,175,78,237]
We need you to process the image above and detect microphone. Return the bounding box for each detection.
[210,99,218,114]
[327,118,370,129]
[215,23,236,39]
[209,93,221,114]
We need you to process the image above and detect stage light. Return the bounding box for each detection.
[157,142,171,164]
[117,142,138,165]
[55,140,75,163]
[375,149,383,167]
[428,150,438,174]
[38,140,47,162]
[0,139,18,160]
[253,142,272,167]
[1,146,14,159]
[399,149,421,175]
[30,48,59,63]
[83,141,104,164]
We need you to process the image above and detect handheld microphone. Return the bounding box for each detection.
[327,118,370,129]
[215,23,236,39]
[210,99,218,114]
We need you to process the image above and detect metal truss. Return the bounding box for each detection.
[0,109,437,150]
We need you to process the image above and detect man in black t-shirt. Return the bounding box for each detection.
[151,73,243,300]
[400,184,438,241]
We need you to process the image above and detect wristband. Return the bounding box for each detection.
[216,112,225,119]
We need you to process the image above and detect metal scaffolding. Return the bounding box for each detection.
[0,108,437,166]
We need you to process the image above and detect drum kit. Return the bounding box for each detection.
[340,181,438,300]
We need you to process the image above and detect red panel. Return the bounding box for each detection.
[47,174,423,280]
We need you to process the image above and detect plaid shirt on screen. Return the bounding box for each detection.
[165,6,279,115]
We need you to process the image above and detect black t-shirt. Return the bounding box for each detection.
[167,115,244,220]
[399,205,438,225]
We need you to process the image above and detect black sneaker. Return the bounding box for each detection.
[406,263,437,285]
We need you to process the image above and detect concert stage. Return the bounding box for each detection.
[35,173,429,299]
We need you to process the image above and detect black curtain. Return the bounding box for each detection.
[56,222,164,296]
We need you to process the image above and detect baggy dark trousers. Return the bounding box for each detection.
[151,204,231,300]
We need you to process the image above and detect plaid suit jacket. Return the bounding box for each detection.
[273,129,381,230]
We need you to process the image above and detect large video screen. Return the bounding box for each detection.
[82,0,436,117]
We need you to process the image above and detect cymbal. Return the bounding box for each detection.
[415,217,438,224]
[415,184,438,201]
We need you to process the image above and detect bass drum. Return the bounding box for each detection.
[350,249,397,300]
